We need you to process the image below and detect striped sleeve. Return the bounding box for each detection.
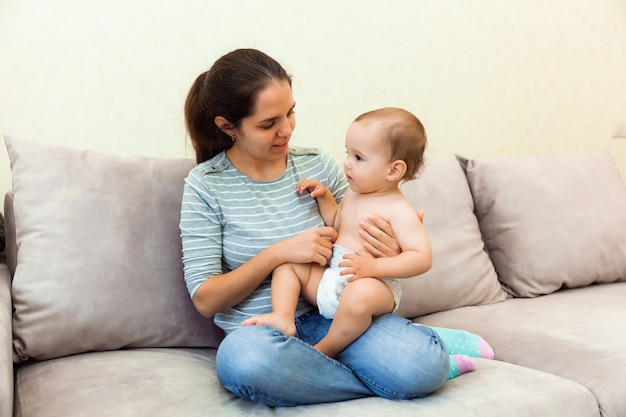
[179,147,347,332]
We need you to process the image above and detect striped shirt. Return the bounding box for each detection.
[180,146,348,333]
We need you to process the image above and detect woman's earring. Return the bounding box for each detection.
[231,135,236,142]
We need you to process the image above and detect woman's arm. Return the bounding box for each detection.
[182,149,347,319]
[190,226,337,317]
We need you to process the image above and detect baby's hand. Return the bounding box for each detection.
[297,178,328,199]
[339,252,376,282]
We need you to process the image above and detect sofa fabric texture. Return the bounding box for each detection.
[0,212,5,253]
[458,152,626,298]
[0,263,13,417]
[397,160,508,317]
[3,134,626,416]
[12,349,599,417]
[5,136,222,362]
[418,283,626,417]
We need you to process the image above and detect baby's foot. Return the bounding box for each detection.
[241,313,297,337]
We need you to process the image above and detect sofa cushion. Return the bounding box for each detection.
[3,193,17,276]
[0,263,13,417]
[14,348,599,417]
[0,212,4,253]
[397,159,507,318]
[459,152,626,297]
[417,282,626,417]
[5,135,223,361]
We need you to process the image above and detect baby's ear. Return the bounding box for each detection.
[387,160,407,181]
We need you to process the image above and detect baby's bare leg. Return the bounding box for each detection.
[299,263,326,307]
[315,278,395,358]
[241,262,313,337]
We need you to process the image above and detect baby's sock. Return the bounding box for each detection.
[447,355,476,380]
[418,324,495,359]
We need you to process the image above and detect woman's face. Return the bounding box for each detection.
[232,80,296,163]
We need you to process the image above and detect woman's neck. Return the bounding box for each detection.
[225,147,287,181]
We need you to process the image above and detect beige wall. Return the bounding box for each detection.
[2,0,626,199]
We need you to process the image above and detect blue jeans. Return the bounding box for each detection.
[215,312,449,406]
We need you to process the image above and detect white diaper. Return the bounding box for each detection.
[317,245,402,319]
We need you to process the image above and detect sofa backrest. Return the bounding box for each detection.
[458,152,626,298]
[397,159,508,317]
[5,135,223,362]
[6,133,626,363]
[4,193,17,277]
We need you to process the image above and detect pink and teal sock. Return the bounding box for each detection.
[429,326,495,359]
[412,324,495,380]
[447,355,476,380]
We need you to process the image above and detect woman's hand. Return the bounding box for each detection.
[359,209,425,258]
[192,225,337,317]
[278,226,337,266]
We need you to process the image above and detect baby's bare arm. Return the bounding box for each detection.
[340,201,432,280]
[297,178,339,227]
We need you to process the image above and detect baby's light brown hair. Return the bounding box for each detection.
[354,107,427,181]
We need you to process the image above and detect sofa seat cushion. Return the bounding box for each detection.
[417,282,626,417]
[14,348,598,417]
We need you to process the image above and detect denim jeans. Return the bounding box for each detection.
[215,312,449,406]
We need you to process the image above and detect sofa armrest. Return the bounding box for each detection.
[4,193,17,276]
[0,262,13,417]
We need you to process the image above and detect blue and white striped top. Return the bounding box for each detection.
[180,146,348,333]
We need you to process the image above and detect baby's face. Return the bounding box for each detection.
[343,120,392,193]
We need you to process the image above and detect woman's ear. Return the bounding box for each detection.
[214,116,235,136]
[387,160,407,181]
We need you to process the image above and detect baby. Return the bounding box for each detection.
[243,107,432,358]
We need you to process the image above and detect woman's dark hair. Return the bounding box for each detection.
[184,48,292,163]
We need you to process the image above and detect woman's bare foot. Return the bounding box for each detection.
[241,313,297,337]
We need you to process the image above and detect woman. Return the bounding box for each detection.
[180,48,453,406]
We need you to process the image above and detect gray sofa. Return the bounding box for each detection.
[2,135,626,417]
